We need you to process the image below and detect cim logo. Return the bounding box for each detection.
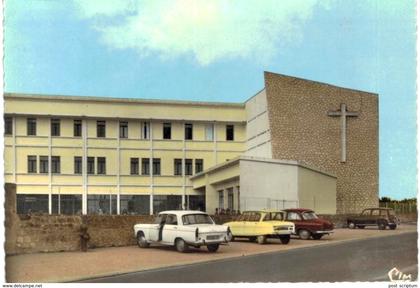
[388,267,412,282]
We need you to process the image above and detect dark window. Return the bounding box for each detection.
[51,156,60,174]
[17,194,49,214]
[87,157,95,174]
[218,191,224,209]
[153,195,182,213]
[120,195,150,215]
[27,118,37,136]
[166,214,178,225]
[286,212,301,221]
[187,195,205,211]
[163,123,171,139]
[4,117,12,135]
[174,159,182,175]
[142,122,150,139]
[195,159,203,173]
[185,123,193,140]
[40,156,48,173]
[153,158,161,175]
[97,157,106,175]
[87,195,117,215]
[52,194,82,215]
[119,121,128,138]
[226,125,234,141]
[227,188,234,210]
[97,121,106,138]
[27,156,37,173]
[141,158,150,175]
[74,157,82,174]
[51,119,60,136]
[130,158,139,175]
[185,159,193,175]
[74,120,82,137]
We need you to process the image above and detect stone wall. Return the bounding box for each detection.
[264,72,379,214]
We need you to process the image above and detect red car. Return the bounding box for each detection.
[284,208,334,240]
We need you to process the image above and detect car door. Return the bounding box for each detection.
[286,211,304,231]
[150,214,167,242]
[231,212,250,236]
[370,209,381,225]
[161,214,178,244]
[247,212,262,235]
[357,209,371,225]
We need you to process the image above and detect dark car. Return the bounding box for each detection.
[284,208,334,240]
[347,208,399,230]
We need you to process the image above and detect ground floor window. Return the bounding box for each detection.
[227,188,234,211]
[52,194,82,215]
[187,195,205,211]
[87,195,117,215]
[120,195,150,215]
[17,194,49,214]
[153,195,182,214]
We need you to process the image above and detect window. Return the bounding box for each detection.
[142,122,150,139]
[163,123,171,139]
[165,214,178,225]
[286,212,301,221]
[97,157,106,174]
[74,120,82,137]
[361,209,370,216]
[226,125,234,141]
[27,118,37,136]
[227,188,234,210]
[130,158,139,175]
[74,157,82,174]
[51,156,60,174]
[195,159,203,173]
[52,194,82,215]
[153,195,182,213]
[87,157,95,174]
[119,121,128,138]
[371,209,380,216]
[51,119,60,136]
[87,195,117,215]
[120,195,150,215]
[40,156,48,173]
[205,124,214,141]
[27,156,37,173]
[97,121,106,138]
[174,159,182,176]
[4,117,12,135]
[141,158,150,175]
[185,123,193,140]
[153,158,161,175]
[249,212,261,222]
[218,190,224,209]
[17,194,49,214]
[185,159,193,175]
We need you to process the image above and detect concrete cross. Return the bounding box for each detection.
[328,103,359,163]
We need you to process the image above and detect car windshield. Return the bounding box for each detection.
[182,214,214,225]
[302,211,318,220]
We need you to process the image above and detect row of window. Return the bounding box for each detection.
[5,117,235,141]
[27,156,204,176]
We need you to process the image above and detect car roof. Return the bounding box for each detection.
[284,208,314,212]
[363,207,393,210]
[158,210,207,216]
[242,210,284,213]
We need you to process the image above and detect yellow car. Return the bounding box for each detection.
[224,210,295,244]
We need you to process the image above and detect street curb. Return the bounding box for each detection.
[66,230,418,283]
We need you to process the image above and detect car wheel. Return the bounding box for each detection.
[348,222,356,229]
[298,229,311,240]
[207,244,220,252]
[175,238,188,253]
[312,234,323,240]
[227,229,235,242]
[137,233,150,248]
[279,235,290,244]
[257,235,267,244]
[249,237,257,242]
[389,225,397,230]
[378,221,387,230]
[357,225,365,229]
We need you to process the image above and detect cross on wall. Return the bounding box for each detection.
[328,103,359,163]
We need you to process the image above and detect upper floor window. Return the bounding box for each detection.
[205,124,214,141]
[130,158,139,175]
[195,159,203,174]
[97,157,106,174]
[27,155,37,173]
[74,156,82,174]
[97,121,106,138]
[153,158,161,175]
[185,123,193,140]
[142,122,150,139]
[163,123,171,140]
[119,121,128,139]
[74,120,82,137]
[39,156,48,173]
[27,118,37,136]
[87,157,95,174]
[142,158,150,175]
[226,125,234,141]
[174,159,182,176]
[185,159,193,176]
[51,156,61,174]
[4,117,12,135]
[51,119,60,136]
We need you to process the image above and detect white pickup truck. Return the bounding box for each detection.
[133,210,230,253]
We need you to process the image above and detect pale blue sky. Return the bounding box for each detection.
[4,0,417,199]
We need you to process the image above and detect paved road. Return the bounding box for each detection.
[80,232,417,282]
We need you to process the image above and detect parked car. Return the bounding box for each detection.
[223,210,295,244]
[133,210,229,253]
[284,208,334,240]
[347,208,399,230]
